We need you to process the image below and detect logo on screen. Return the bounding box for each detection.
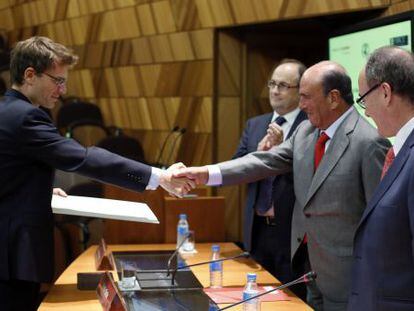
[361,43,370,58]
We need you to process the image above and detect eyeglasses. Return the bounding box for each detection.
[356,83,380,109]
[43,72,67,88]
[267,80,299,92]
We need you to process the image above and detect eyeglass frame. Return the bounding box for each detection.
[42,72,67,88]
[267,80,299,92]
[356,83,381,109]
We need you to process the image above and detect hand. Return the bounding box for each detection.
[160,163,196,197]
[167,162,186,172]
[257,123,284,151]
[172,166,209,186]
[53,188,68,197]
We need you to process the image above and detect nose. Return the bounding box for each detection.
[299,98,306,110]
[58,84,67,95]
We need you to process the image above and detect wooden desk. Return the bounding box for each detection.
[39,243,312,311]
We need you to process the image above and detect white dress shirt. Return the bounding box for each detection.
[393,116,414,156]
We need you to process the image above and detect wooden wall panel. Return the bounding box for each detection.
[382,0,414,16]
[0,8,14,30]
[151,0,177,33]
[136,3,157,35]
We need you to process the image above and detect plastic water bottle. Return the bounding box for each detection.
[209,244,223,288]
[242,273,260,311]
[176,214,189,249]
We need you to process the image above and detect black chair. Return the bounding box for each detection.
[66,119,111,145]
[97,134,146,163]
[56,101,104,135]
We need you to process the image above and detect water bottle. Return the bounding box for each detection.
[176,214,189,249]
[209,244,223,288]
[242,273,260,311]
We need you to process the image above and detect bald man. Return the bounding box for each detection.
[174,61,390,310]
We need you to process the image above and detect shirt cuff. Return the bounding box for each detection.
[146,167,163,190]
[206,165,222,186]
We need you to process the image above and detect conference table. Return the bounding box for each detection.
[39,243,312,310]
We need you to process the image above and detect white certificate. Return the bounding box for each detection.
[52,195,159,224]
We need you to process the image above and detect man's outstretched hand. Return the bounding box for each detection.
[159,162,196,197]
[172,166,209,186]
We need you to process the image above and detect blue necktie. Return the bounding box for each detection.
[274,116,287,126]
[255,115,286,214]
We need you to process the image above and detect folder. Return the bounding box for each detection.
[52,195,159,224]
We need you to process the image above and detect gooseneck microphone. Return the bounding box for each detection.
[163,128,186,169]
[217,271,317,310]
[166,232,191,277]
[171,252,250,285]
[155,126,179,167]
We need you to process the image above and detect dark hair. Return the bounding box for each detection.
[269,58,307,84]
[10,36,78,85]
[366,46,414,102]
[321,70,354,105]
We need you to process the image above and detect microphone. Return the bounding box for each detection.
[166,231,191,277]
[217,271,317,310]
[155,126,179,167]
[163,128,186,169]
[171,252,250,285]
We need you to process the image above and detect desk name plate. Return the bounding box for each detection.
[97,271,127,311]
[95,238,115,270]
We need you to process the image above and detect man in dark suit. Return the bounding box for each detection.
[348,47,414,310]
[0,36,193,311]
[233,59,307,292]
[174,61,390,310]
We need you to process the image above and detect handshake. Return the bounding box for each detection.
[158,163,210,197]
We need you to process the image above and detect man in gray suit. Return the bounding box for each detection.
[174,61,390,311]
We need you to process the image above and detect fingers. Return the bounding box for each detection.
[167,162,186,171]
[53,188,68,197]
[172,167,193,179]
[159,171,197,197]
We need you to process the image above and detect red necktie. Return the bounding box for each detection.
[314,132,330,171]
[381,147,395,179]
[303,132,330,245]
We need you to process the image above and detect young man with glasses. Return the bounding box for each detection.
[349,46,414,311]
[0,36,194,310]
[174,61,390,310]
[232,59,307,298]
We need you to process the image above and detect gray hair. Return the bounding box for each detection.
[365,46,414,102]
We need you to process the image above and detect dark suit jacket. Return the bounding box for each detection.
[232,110,307,252]
[349,129,414,311]
[0,89,152,283]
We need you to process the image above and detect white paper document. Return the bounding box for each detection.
[52,195,159,224]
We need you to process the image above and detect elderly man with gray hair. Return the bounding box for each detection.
[349,46,414,310]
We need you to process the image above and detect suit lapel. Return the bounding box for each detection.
[304,108,358,207]
[287,110,307,138]
[295,127,318,206]
[358,130,414,226]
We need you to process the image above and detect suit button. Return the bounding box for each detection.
[137,177,142,181]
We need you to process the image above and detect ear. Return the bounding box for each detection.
[23,67,36,85]
[381,82,392,106]
[328,89,341,109]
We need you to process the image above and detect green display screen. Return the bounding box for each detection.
[329,20,412,100]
